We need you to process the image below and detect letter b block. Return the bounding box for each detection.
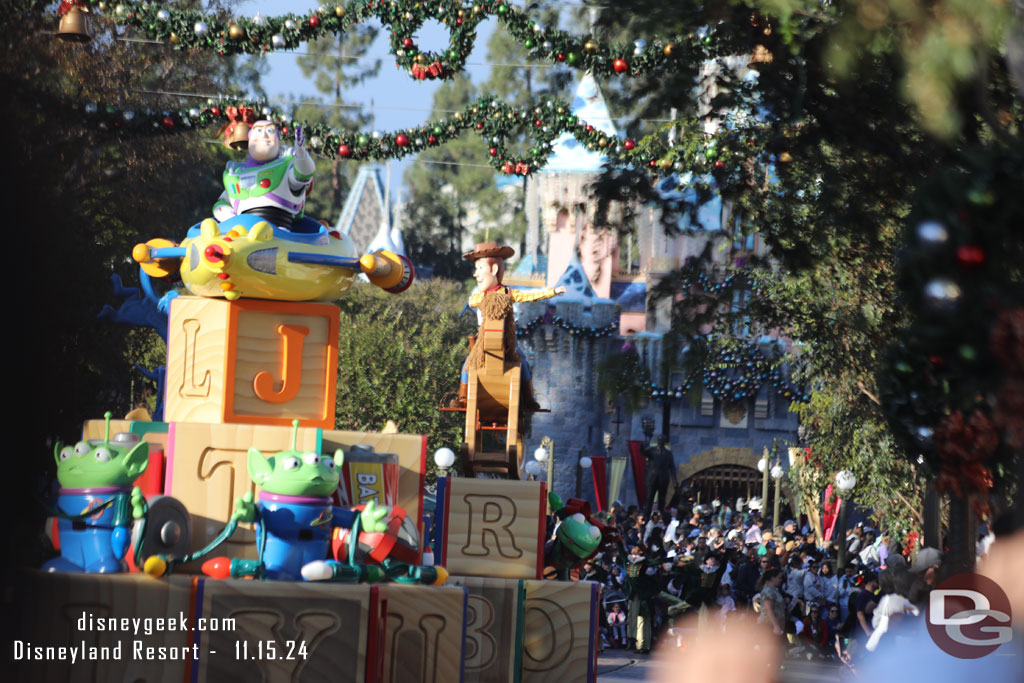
[440,479,546,579]
[165,296,339,428]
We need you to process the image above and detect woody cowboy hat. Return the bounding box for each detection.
[463,241,515,261]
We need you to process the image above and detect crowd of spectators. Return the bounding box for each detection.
[578,497,946,661]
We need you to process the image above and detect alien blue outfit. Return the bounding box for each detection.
[254,492,358,580]
[45,487,132,573]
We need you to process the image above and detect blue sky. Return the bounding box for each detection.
[236,1,498,194]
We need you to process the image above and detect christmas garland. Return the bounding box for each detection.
[35,85,703,175]
[84,1,710,81]
[36,83,776,178]
[515,314,617,339]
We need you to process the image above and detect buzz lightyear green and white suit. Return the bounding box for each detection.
[212,123,315,229]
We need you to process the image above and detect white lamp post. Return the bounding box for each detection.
[434,447,455,478]
[835,470,857,570]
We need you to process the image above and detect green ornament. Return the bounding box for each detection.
[704,35,712,46]
[566,52,579,65]
[959,345,977,361]
[357,134,369,146]
[433,125,442,135]
[496,4,507,14]
[524,39,535,50]
[705,147,717,159]
[895,361,912,374]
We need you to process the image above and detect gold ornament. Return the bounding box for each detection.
[658,158,673,169]
[584,40,599,54]
[169,32,180,44]
[57,6,92,43]
[416,53,427,64]
[663,43,676,56]
[228,23,244,40]
[335,5,346,17]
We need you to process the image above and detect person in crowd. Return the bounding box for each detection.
[782,519,798,543]
[607,602,628,648]
[756,568,787,637]
[804,558,827,606]
[800,603,830,656]
[854,571,880,643]
[819,560,839,607]
[745,515,764,545]
[824,603,843,645]
[715,582,736,628]
[785,554,806,604]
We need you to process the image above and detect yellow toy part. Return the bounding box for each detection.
[133,216,415,302]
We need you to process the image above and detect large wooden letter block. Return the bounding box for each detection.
[9,571,192,683]
[322,429,427,564]
[192,578,380,683]
[521,580,599,683]
[378,584,467,683]
[450,577,525,683]
[440,479,546,579]
[166,422,319,565]
[165,296,339,428]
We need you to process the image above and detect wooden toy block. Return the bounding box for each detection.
[521,580,599,683]
[449,576,525,683]
[440,478,547,579]
[192,577,380,683]
[321,429,427,564]
[378,584,467,683]
[8,570,192,683]
[165,296,339,428]
[166,421,319,567]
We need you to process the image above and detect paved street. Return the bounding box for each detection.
[597,651,844,682]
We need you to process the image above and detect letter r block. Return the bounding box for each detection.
[440,479,547,579]
[165,296,339,428]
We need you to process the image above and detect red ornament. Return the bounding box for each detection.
[649,160,657,167]
[281,127,289,136]
[476,122,484,130]
[556,53,565,62]
[402,37,413,48]
[428,135,437,144]
[161,116,174,129]
[211,106,220,116]
[535,120,543,127]
[929,354,944,368]
[586,125,594,132]
[489,147,498,156]
[338,144,351,157]
[395,133,409,147]
[309,15,320,28]
[956,244,986,269]
[613,58,629,73]
[457,17,463,25]
[624,139,636,150]
[714,160,725,169]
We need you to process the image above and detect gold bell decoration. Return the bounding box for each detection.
[57,3,93,43]
[220,106,257,151]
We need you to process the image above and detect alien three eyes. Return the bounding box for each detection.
[281,453,336,470]
[60,442,114,462]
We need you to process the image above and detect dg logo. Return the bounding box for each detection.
[927,573,1012,658]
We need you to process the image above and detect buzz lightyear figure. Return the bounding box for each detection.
[212,120,315,230]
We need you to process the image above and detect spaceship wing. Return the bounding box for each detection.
[287,252,363,271]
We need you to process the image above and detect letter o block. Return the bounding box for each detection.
[165,296,339,428]
[522,580,599,683]
[440,479,546,579]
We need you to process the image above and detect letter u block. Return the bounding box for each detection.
[378,584,467,683]
[165,296,339,429]
[439,479,547,579]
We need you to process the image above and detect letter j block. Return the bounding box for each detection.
[439,478,547,579]
[165,296,339,428]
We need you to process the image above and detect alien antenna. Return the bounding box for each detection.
[104,411,113,443]
[290,419,300,451]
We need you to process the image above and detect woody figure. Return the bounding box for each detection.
[452,242,566,411]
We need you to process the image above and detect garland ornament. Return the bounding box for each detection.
[66,1,710,81]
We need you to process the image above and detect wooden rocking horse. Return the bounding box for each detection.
[442,289,533,478]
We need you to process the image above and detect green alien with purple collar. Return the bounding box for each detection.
[197,420,390,581]
[45,412,148,573]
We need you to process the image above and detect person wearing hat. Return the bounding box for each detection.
[451,242,566,410]
[782,519,797,543]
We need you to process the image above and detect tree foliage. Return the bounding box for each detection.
[333,279,474,479]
